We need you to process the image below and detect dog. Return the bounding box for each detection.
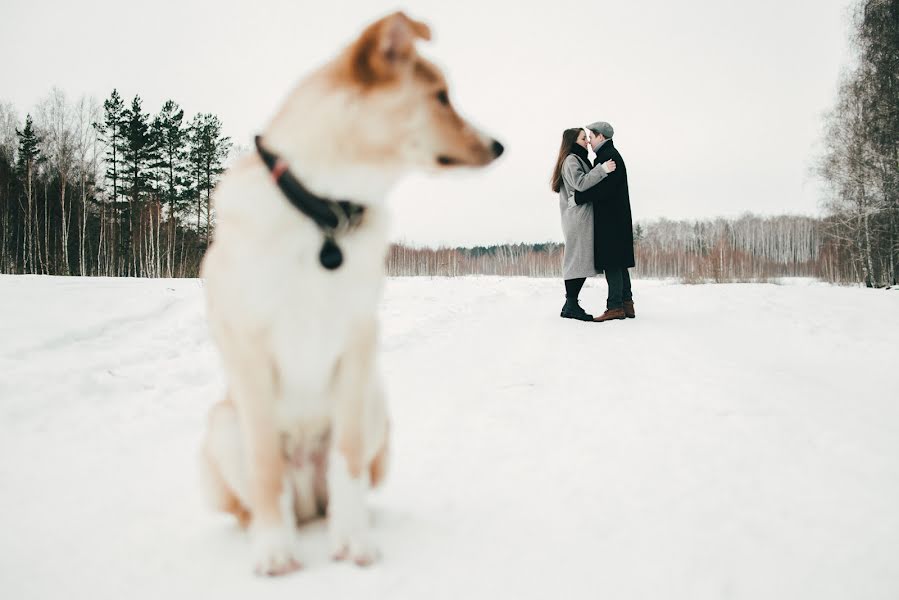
[199,11,503,576]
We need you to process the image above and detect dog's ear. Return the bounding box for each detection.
[348,12,431,86]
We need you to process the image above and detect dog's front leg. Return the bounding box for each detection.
[328,319,382,566]
[231,366,302,576]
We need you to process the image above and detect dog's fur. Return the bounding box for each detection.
[199,12,501,575]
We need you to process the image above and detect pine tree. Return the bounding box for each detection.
[94,89,126,274]
[151,100,189,276]
[187,113,231,247]
[120,95,156,275]
[16,114,41,272]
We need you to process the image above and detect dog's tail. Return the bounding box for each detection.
[369,431,389,489]
[200,397,252,528]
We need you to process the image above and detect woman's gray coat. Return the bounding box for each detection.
[559,154,608,279]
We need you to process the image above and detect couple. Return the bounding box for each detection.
[551,121,635,323]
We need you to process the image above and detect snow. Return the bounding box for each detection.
[1,275,898,600]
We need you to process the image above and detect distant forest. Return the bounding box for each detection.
[387,214,839,283]
[0,0,895,286]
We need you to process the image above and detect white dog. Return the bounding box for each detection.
[199,11,503,575]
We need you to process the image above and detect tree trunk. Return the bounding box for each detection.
[41,180,49,274]
[60,174,70,274]
[97,202,105,276]
[25,167,32,272]
[80,173,87,276]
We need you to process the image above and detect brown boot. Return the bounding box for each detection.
[593,307,626,322]
[624,300,635,319]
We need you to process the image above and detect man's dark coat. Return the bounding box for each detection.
[575,139,635,271]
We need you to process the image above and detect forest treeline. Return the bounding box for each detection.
[386,215,844,282]
[0,0,894,285]
[0,90,884,285]
[0,88,231,278]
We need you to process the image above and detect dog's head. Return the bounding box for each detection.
[327,12,503,172]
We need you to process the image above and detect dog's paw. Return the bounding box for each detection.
[252,526,303,577]
[331,537,379,567]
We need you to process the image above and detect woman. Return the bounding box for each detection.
[550,128,616,321]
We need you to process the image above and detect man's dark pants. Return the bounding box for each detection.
[603,268,633,309]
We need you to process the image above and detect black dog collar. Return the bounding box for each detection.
[254,136,365,270]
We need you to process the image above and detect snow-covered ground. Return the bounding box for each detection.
[1,275,897,600]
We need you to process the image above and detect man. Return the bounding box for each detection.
[574,121,636,322]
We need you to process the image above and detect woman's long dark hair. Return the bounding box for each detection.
[550,128,583,193]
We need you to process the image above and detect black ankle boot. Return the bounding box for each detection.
[560,297,593,321]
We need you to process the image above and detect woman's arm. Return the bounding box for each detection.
[561,155,616,192]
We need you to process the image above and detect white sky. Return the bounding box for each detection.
[0,0,855,247]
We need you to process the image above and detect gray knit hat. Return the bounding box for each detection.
[587,121,614,139]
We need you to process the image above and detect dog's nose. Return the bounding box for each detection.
[491,140,504,158]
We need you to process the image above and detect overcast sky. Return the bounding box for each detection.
[0,0,855,246]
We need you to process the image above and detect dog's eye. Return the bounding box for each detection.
[435,90,449,106]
